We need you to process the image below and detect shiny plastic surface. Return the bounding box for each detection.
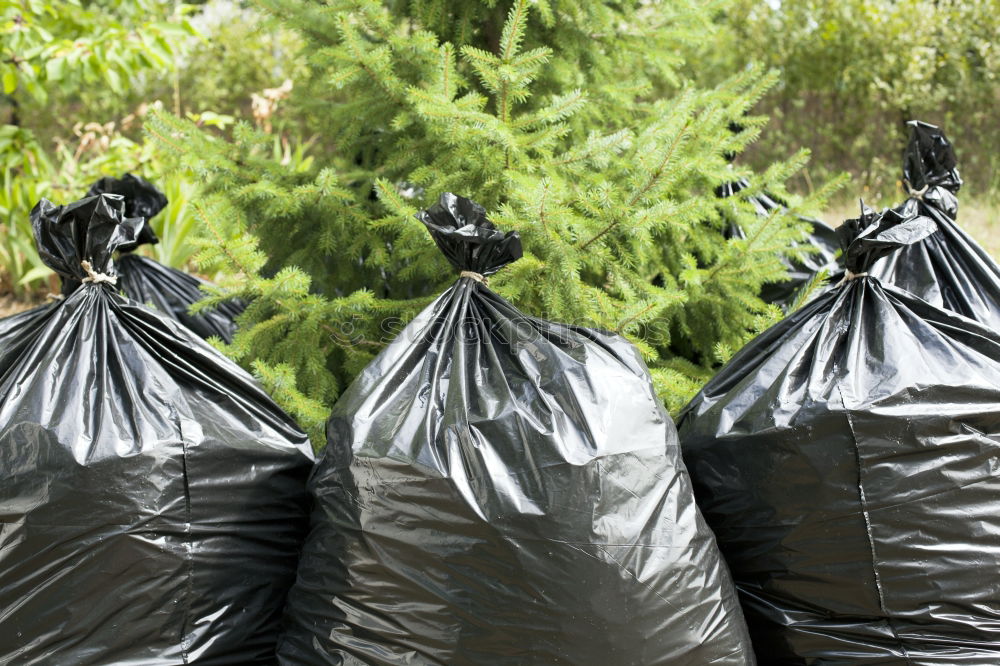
[116,252,244,343]
[902,119,962,194]
[719,178,840,307]
[0,193,315,665]
[869,121,1000,329]
[87,173,168,249]
[679,205,1000,664]
[86,174,245,342]
[0,300,55,339]
[279,193,755,665]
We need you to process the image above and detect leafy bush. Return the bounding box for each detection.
[171,1,306,128]
[0,0,294,292]
[0,167,51,295]
[149,0,840,442]
[0,0,190,291]
[703,0,1000,200]
[1,0,198,143]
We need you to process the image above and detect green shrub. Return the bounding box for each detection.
[702,0,1000,200]
[0,0,288,292]
[149,0,840,443]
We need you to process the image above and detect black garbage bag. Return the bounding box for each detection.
[0,299,55,338]
[678,203,1000,664]
[114,252,247,342]
[0,193,315,664]
[87,173,246,342]
[718,178,840,308]
[87,173,168,246]
[867,120,1000,328]
[278,193,754,666]
[0,271,85,340]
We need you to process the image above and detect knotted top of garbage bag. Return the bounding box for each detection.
[87,173,167,250]
[902,120,962,195]
[31,193,144,285]
[416,192,522,282]
[836,201,937,278]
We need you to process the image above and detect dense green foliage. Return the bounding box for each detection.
[0,0,190,291]
[0,0,303,292]
[14,0,995,445]
[148,0,839,442]
[706,0,1000,200]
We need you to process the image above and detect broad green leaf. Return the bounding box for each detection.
[103,67,122,94]
[44,57,65,82]
[17,265,53,286]
[2,67,16,94]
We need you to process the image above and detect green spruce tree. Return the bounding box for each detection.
[147,0,840,444]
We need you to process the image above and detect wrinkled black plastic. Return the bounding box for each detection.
[32,194,145,278]
[679,206,1000,663]
[116,252,246,343]
[279,193,754,665]
[0,193,314,665]
[87,173,168,249]
[838,203,938,273]
[901,119,962,194]
[85,174,245,342]
[867,122,1000,328]
[416,191,524,276]
[718,178,840,307]
[0,299,58,340]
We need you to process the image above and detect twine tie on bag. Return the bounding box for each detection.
[460,270,487,286]
[837,270,869,287]
[80,260,118,287]
[905,182,929,201]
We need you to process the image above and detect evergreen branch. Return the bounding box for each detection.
[498,0,531,169]
[373,178,417,218]
[513,89,585,128]
[194,202,384,350]
[537,179,550,233]
[615,301,658,333]
[337,15,405,101]
[704,208,788,284]
[192,201,255,277]
[144,120,190,155]
[785,268,831,314]
[576,213,620,251]
[460,46,502,94]
[441,42,452,99]
[578,118,691,250]
[500,0,530,60]
[550,129,632,167]
[628,118,692,208]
